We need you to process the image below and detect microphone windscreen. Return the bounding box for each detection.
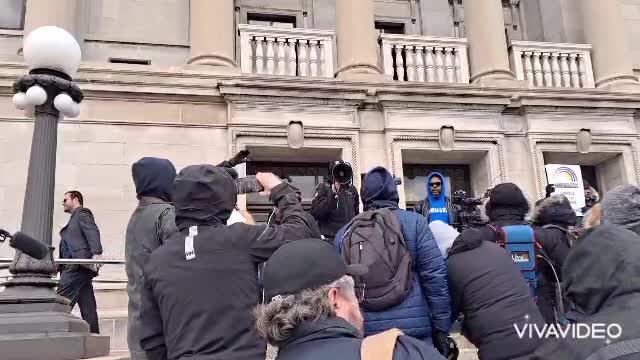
[10,232,50,260]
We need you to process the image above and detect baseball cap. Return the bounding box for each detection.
[262,239,368,302]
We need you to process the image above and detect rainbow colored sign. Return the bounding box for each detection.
[545,164,586,215]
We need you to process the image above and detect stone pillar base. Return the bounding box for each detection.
[0,333,110,360]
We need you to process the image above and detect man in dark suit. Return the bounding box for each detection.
[57,190,103,334]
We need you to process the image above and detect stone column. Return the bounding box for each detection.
[582,0,639,89]
[24,0,79,37]
[187,0,237,68]
[335,0,382,79]
[464,0,516,84]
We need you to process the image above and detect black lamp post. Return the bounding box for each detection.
[0,26,109,360]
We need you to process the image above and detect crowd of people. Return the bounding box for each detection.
[53,155,640,360]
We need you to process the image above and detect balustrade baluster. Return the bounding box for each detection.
[551,53,561,87]
[299,40,309,76]
[523,52,534,87]
[406,46,416,81]
[454,49,462,83]
[435,47,445,82]
[394,45,405,81]
[276,38,286,75]
[255,36,265,74]
[569,54,579,88]
[416,46,425,82]
[287,40,297,76]
[445,48,455,83]
[532,52,543,86]
[425,47,435,82]
[310,41,319,77]
[319,42,326,77]
[542,53,552,87]
[560,54,570,87]
[577,54,587,88]
[266,37,275,75]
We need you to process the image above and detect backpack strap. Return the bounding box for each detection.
[361,328,405,360]
[585,338,640,360]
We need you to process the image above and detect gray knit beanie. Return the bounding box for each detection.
[602,184,640,229]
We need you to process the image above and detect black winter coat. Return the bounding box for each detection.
[532,225,640,360]
[466,208,571,325]
[139,167,315,360]
[275,318,445,360]
[448,227,545,360]
[310,182,359,238]
[59,207,102,260]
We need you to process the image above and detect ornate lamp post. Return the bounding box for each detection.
[0,26,109,359]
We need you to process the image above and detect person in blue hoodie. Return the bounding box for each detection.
[335,166,452,357]
[414,172,455,225]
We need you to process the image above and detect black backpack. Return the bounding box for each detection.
[339,208,412,311]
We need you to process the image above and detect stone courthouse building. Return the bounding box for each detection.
[2,0,640,353]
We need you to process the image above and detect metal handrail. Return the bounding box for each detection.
[0,258,125,264]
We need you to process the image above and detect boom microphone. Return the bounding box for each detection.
[0,229,50,260]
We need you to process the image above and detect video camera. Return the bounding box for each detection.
[451,189,491,232]
[216,150,267,195]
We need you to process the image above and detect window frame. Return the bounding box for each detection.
[0,0,26,31]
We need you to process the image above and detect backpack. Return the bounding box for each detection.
[489,224,540,296]
[340,208,413,311]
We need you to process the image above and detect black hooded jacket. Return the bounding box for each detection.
[447,228,545,360]
[126,157,178,358]
[274,318,445,360]
[139,165,315,360]
[310,180,360,239]
[533,225,640,359]
[458,183,571,324]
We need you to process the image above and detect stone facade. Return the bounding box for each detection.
[1,0,640,355]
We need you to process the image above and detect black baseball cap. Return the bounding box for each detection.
[263,239,368,302]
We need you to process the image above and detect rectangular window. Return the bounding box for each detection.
[375,21,406,35]
[0,0,26,30]
[246,161,330,223]
[403,164,471,210]
[247,13,296,28]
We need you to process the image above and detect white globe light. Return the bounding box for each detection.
[65,102,81,118]
[12,92,28,110]
[24,106,35,118]
[25,85,47,105]
[23,26,81,77]
[54,93,74,113]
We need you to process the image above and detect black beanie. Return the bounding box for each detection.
[486,183,530,216]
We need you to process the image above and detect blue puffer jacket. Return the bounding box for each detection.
[335,166,452,340]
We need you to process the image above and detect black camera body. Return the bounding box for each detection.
[451,190,487,232]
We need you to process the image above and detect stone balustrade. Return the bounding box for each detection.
[379,34,470,83]
[238,24,335,78]
[509,41,595,88]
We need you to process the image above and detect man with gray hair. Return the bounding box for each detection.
[602,184,640,235]
[256,239,445,360]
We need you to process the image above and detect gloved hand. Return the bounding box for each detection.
[433,331,450,358]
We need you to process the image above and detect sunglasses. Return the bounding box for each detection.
[429,182,442,187]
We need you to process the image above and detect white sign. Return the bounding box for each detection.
[545,164,586,216]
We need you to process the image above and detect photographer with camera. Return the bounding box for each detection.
[310,160,360,242]
[138,165,316,360]
[415,172,455,225]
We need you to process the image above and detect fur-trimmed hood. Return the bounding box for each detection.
[532,195,577,227]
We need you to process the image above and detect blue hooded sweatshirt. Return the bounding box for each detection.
[426,172,449,224]
[335,166,452,339]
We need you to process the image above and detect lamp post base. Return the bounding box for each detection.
[0,285,110,359]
